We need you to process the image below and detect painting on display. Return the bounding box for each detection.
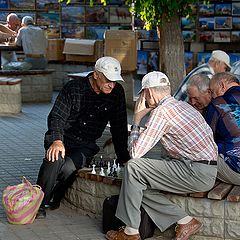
[62,6,85,23]
[181,17,195,29]
[233,17,240,29]
[215,3,232,15]
[137,50,148,75]
[199,31,214,42]
[232,2,240,16]
[229,53,240,64]
[197,52,211,66]
[85,26,108,39]
[0,11,8,22]
[37,12,60,27]
[45,27,60,38]
[184,52,193,74]
[148,51,159,72]
[214,31,231,42]
[110,7,131,24]
[198,17,214,30]
[17,12,35,22]
[86,6,108,23]
[61,23,85,38]
[0,0,7,9]
[36,0,59,10]
[182,30,196,42]
[214,17,232,30]
[9,0,35,9]
[199,4,214,16]
[231,31,240,42]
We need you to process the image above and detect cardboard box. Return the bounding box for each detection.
[46,39,65,61]
[63,39,95,56]
[104,30,137,71]
[65,40,104,63]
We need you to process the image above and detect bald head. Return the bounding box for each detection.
[6,13,20,31]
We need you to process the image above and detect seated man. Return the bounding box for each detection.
[15,16,48,70]
[106,71,218,240]
[174,50,231,101]
[206,72,240,185]
[37,56,130,218]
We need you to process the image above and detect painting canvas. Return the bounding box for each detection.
[61,23,85,38]
[9,0,35,9]
[37,12,60,27]
[182,30,196,42]
[137,50,148,75]
[85,26,108,39]
[214,17,232,29]
[214,31,231,42]
[229,53,240,64]
[198,17,214,30]
[62,6,85,23]
[232,2,240,16]
[197,52,211,66]
[231,31,240,42]
[215,3,232,15]
[86,6,108,23]
[133,77,142,101]
[0,11,8,22]
[199,4,214,16]
[45,27,60,38]
[0,0,7,9]
[233,17,240,30]
[148,51,159,72]
[36,0,59,10]
[110,7,131,24]
[17,12,35,22]
[184,52,193,74]
[181,17,195,29]
[199,31,214,42]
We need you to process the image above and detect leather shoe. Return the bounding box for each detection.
[175,218,202,240]
[49,201,60,210]
[36,206,46,219]
[106,227,141,240]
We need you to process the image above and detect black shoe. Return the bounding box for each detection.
[49,201,60,210]
[36,206,46,219]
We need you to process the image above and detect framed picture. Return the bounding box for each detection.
[148,51,159,72]
[45,27,60,39]
[215,3,232,15]
[133,76,142,101]
[37,12,60,27]
[181,17,195,29]
[61,23,85,38]
[232,2,240,16]
[184,52,193,74]
[229,53,240,64]
[62,6,85,23]
[86,6,108,23]
[214,31,231,42]
[182,30,196,42]
[233,17,240,30]
[0,0,8,9]
[0,11,8,22]
[231,31,240,42]
[214,17,232,30]
[198,17,214,30]
[36,0,59,10]
[197,52,211,66]
[199,4,214,16]
[85,26,108,40]
[109,25,131,30]
[110,7,131,24]
[199,31,214,42]
[17,12,35,22]
[109,0,124,4]
[137,50,148,75]
[140,40,159,50]
[9,0,35,10]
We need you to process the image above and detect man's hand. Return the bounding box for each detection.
[46,140,65,162]
[133,91,153,125]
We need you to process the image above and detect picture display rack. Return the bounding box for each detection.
[0,0,133,39]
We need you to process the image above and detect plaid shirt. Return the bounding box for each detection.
[129,96,218,161]
[45,73,130,164]
[174,63,214,101]
[206,86,240,173]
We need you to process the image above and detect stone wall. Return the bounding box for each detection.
[64,176,240,240]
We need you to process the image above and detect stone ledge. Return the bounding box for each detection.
[0,69,55,75]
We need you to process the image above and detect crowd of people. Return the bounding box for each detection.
[33,49,240,240]
[0,13,47,70]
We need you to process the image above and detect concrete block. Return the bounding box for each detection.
[225,220,240,239]
[225,201,240,221]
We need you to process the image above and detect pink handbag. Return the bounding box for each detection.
[2,176,44,224]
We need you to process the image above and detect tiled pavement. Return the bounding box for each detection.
[0,93,166,240]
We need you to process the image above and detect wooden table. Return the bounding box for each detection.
[0,43,22,69]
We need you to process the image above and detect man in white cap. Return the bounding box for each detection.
[106,71,218,240]
[174,50,231,101]
[36,56,130,218]
[15,16,48,69]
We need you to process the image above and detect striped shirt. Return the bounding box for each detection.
[129,96,218,161]
[174,63,214,101]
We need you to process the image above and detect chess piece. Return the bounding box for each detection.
[117,163,121,172]
[99,155,104,168]
[91,164,96,174]
[107,161,111,175]
[113,159,117,169]
[99,167,105,176]
[108,166,113,177]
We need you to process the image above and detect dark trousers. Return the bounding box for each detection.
[37,142,99,206]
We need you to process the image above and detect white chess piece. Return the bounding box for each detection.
[99,167,105,176]
[117,163,121,172]
[113,159,117,169]
[91,164,96,174]
[107,161,111,175]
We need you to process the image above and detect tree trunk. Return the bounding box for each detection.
[158,15,185,94]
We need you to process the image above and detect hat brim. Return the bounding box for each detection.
[103,72,124,82]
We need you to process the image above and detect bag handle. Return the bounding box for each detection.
[22,176,42,190]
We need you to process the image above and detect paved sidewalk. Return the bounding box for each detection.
[0,93,166,240]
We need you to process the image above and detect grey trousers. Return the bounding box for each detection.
[116,158,217,232]
[217,155,240,185]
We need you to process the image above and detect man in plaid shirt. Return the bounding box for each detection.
[106,71,218,240]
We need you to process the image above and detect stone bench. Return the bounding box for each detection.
[0,77,22,114]
[0,69,55,102]
[64,170,240,240]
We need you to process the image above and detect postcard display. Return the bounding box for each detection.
[182,0,240,70]
[0,0,132,39]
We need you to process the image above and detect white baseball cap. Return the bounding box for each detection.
[138,71,170,94]
[211,50,231,70]
[22,16,33,25]
[95,56,124,82]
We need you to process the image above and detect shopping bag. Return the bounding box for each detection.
[2,176,44,224]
